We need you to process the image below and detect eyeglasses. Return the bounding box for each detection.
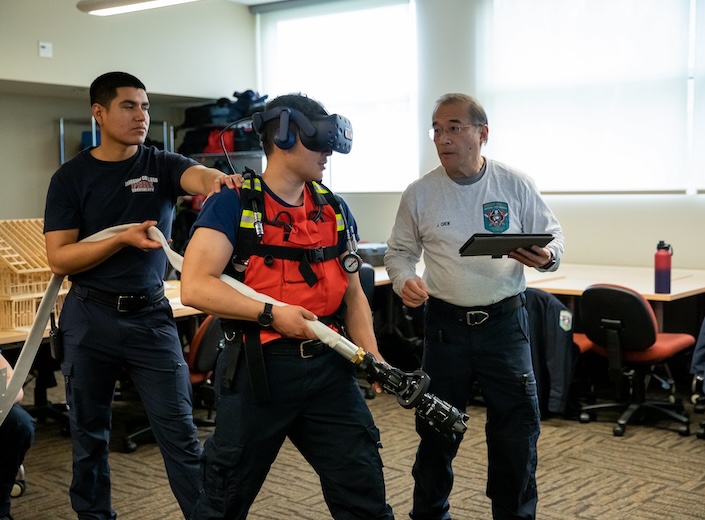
[428,124,476,141]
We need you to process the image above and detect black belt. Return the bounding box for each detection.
[428,293,525,326]
[265,339,329,358]
[73,284,165,313]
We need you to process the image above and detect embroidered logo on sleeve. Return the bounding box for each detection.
[483,202,509,233]
[125,175,158,193]
[559,309,573,332]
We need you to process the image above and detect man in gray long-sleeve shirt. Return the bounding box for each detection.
[385,93,564,520]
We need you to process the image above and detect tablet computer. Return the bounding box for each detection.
[459,233,553,258]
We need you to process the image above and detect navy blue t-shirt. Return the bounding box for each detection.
[44,145,198,293]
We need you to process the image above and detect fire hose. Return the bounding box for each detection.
[0,224,468,438]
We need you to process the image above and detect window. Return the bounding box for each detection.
[476,0,699,194]
[256,0,417,193]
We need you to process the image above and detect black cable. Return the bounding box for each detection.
[218,117,256,175]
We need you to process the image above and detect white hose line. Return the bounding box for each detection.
[0,224,363,426]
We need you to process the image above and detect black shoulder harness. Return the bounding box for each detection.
[230,169,346,287]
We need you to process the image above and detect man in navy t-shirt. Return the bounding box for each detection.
[43,71,238,520]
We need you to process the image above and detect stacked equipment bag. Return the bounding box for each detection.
[177,90,268,156]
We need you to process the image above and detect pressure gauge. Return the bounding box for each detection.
[341,252,362,273]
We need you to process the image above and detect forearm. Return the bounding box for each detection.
[180,274,263,322]
[344,293,383,359]
[181,165,227,196]
[47,235,125,277]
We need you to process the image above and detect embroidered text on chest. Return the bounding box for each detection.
[125,176,158,193]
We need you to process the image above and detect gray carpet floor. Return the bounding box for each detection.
[10,378,705,520]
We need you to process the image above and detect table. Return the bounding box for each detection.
[0,281,200,348]
[525,263,705,302]
[525,263,705,332]
[373,262,705,332]
[164,280,201,319]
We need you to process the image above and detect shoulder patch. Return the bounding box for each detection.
[559,309,573,332]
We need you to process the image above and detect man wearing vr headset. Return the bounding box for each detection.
[181,93,394,520]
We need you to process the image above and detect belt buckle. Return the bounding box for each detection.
[299,339,315,358]
[466,311,489,326]
[117,295,135,313]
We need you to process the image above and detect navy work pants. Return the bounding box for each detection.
[60,291,201,520]
[0,404,34,517]
[190,343,394,520]
[410,294,540,520]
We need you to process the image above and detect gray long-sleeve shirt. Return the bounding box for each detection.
[385,159,564,307]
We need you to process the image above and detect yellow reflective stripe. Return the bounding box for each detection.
[312,181,328,195]
[243,177,263,192]
[241,210,256,229]
[336,213,344,232]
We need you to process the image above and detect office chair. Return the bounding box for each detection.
[11,464,26,498]
[357,263,377,399]
[576,283,693,437]
[183,314,225,424]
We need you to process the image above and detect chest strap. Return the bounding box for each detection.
[252,242,340,287]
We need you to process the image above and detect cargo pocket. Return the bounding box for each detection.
[60,361,73,407]
[200,437,244,514]
[520,372,541,427]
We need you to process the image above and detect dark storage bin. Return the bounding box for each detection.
[358,243,387,267]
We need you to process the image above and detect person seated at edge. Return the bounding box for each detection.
[180,93,395,520]
[0,351,35,520]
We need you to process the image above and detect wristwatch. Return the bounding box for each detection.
[257,302,274,327]
[540,252,556,269]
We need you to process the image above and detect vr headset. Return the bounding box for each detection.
[251,106,353,154]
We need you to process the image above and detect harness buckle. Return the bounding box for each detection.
[466,311,489,326]
[299,339,316,358]
[309,248,325,263]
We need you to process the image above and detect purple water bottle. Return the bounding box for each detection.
[654,240,672,294]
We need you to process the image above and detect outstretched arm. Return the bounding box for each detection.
[179,164,242,197]
[180,226,318,340]
[45,221,162,277]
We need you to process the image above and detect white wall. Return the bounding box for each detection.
[0,0,255,99]
[344,0,705,271]
[0,0,257,220]
[0,0,703,270]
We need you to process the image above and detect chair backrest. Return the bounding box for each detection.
[359,262,375,305]
[185,315,224,381]
[580,284,657,352]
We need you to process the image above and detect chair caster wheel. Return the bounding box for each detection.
[678,425,690,436]
[10,479,25,498]
[613,425,625,436]
[697,428,705,439]
[123,439,137,453]
[579,412,591,423]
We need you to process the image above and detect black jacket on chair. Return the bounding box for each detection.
[525,288,579,416]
